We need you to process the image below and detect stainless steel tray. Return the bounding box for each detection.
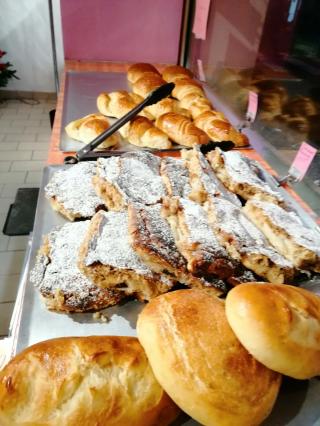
[10,164,320,426]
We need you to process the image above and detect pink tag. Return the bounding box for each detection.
[246,91,258,122]
[197,59,206,81]
[289,142,317,181]
[192,0,211,40]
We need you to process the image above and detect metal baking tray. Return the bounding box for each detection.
[60,71,251,154]
[9,164,320,425]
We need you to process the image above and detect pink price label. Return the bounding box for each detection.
[246,91,258,122]
[192,0,211,40]
[197,59,206,82]
[289,142,317,181]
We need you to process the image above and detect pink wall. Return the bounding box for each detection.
[60,0,184,64]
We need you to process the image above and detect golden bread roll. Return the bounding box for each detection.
[179,92,213,119]
[65,113,118,148]
[127,116,172,149]
[97,91,153,120]
[145,97,191,120]
[156,112,209,147]
[194,110,249,147]
[127,62,160,84]
[137,289,281,426]
[0,336,180,426]
[132,73,166,98]
[162,65,193,82]
[171,78,204,100]
[226,283,320,379]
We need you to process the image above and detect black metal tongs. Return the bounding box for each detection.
[64,82,175,164]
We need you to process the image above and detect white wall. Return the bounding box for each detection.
[0,0,64,93]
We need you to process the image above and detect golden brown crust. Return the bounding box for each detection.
[127,63,160,84]
[171,78,204,100]
[162,65,193,82]
[127,116,172,149]
[194,110,249,147]
[179,93,212,119]
[92,175,126,211]
[145,97,191,120]
[137,289,281,426]
[0,336,180,426]
[65,114,118,148]
[132,73,166,98]
[226,283,320,379]
[155,112,209,147]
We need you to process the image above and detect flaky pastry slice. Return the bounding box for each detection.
[181,147,241,206]
[78,210,174,302]
[128,202,226,295]
[92,151,166,211]
[207,148,284,205]
[243,199,320,272]
[206,196,295,284]
[160,157,191,198]
[162,197,255,286]
[45,162,105,221]
[30,221,123,312]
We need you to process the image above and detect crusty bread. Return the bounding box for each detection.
[243,199,320,272]
[137,289,281,426]
[156,112,209,147]
[0,336,180,426]
[127,116,172,149]
[127,62,160,84]
[65,113,118,148]
[132,73,166,98]
[194,110,249,147]
[226,283,320,379]
[162,65,193,82]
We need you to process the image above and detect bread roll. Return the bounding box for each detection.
[179,93,213,119]
[145,97,191,120]
[132,73,166,98]
[137,289,281,426]
[0,336,180,426]
[172,78,204,100]
[127,62,160,84]
[226,283,320,379]
[65,113,118,148]
[162,65,193,82]
[127,116,172,149]
[194,111,249,147]
[97,91,153,121]
[156,112,209,147]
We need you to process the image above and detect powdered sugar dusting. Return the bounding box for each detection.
[249,200,320,256]
[30,221,118,310]
[45,162,105,218]
[210,196,292,267]
[179,197,228,258]
[85,210,155,277]
[97,151,165,205]
[160,157,191,197]
[220,150,283,201]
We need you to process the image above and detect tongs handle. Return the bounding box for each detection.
[64,82,175,164]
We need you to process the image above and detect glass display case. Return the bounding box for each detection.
[186,0,320,218]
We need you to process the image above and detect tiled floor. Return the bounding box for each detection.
[0,96,56,336]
